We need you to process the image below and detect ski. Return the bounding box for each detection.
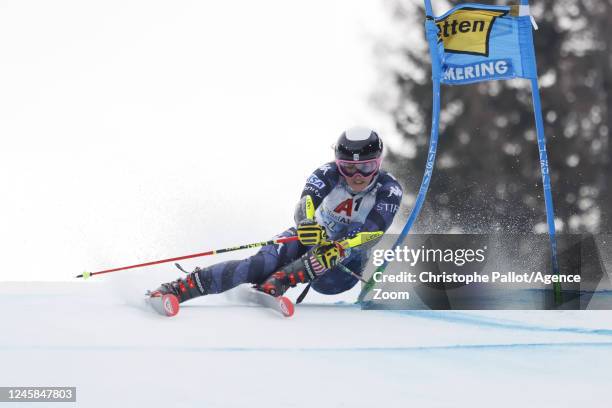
[145,287,293,318]
[243,287,294,317]
[146,290,180,317]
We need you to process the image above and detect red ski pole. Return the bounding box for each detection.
[77,235,300,279]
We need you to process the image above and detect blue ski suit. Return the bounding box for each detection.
[194,162,403,295]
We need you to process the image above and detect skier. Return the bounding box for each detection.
[149,126,403,309]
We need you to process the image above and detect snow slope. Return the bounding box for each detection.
[2,281,611,408]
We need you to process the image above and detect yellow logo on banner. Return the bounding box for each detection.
[436,8,507,57]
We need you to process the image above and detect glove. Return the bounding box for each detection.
[297,219,325,246]
[313,241,346,269]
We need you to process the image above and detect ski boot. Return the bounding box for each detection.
[257,253,320,297]
[146,266,207,317]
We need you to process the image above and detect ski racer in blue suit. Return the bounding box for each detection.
[153,127,403,303]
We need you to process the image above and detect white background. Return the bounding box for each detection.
[0,0,397,281]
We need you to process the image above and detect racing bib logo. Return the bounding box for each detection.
[333,197,363,217]
[436,8,507,57]
[334,199,353,216]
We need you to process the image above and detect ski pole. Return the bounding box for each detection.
[337,263,368,283]
[77,236,300,279]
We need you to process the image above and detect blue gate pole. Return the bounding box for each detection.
[357,0,442,303]
[522,0,561,303]
[531,78,561,303]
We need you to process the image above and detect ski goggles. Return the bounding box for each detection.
[336,158,381,178]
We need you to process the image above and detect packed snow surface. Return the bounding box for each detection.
[2,281,611,407]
